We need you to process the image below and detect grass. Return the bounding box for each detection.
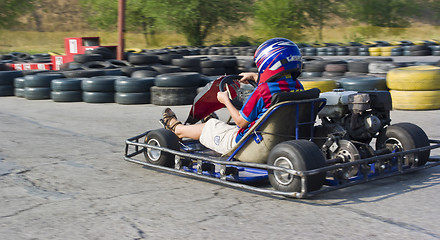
[1,24,440,54]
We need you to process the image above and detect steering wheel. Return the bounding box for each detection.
[219,75,257,110]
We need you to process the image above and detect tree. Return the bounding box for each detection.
[254,0,309,42]
[0,0,35,29]
[156,0,252,46]
[79,0,159,47]
[303,0,344,41]
[345,0,419,27]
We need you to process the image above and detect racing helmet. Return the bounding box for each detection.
[254,38,302,84]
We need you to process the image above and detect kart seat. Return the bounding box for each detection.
[223,88,325,164]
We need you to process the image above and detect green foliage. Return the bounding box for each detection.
[0,0,35,28]
[229,35,253,46]
[79,0,118,30]
[156,0,252,46]
[345,0,419,27]
[254,0,310,42]
[79,0,160,47]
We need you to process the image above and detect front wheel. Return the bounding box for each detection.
[376,123,430,167]
[144,129,180,167]
[268,140,326,193]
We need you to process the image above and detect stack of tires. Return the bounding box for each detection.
[81,76,121,103]
[51,78,84,102]
[337,75,387,91]
[24,73,64,100]
[171,57,201,73]
[346,60,369,76]
[115,77,155,105]
[151,72,203,106]
[322,61,347,77]
[0,71,23,96]
[386,65,440,110]
[14,77,25,97]
[358,46,370,56]
[403,45,431,56]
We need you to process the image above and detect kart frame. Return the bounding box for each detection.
[124,131,440,199]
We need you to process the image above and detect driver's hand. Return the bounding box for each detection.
[217,91,230,105]
[239,72,258,84]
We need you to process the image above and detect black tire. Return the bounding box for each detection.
[51,91,82,102]
[201,67,226,76]
[376,123,430,167]
[200,60,223,68]
[303,61,326,72]
[268,140,326,193]
[24,73,64,87]
[14,77,25,88]
[120,66,154,76]
[131,70,159,78]
[81,76,121,92]
[171,58,201,67]
[144,128,180,167]
[338,76,387,91]
[25,87,51,100]
[51,78,84,91]
[82,61,114,70]
[151,65,181,74]
[155,72,203,87]
[0,71,24,85]
[128,54,159,65]
[62,69,106,78]
[107,59,132,68]
[74,54,103,64]
[82,92,115,103]
[150,86,197,106]
[158,54,183,64]
[115,77,155,93]
[0,85,14,96]
[115,92,151,104]
[14,88,25,97]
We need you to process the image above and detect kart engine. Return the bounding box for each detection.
[314,90,393,179]
[317,89,392,143]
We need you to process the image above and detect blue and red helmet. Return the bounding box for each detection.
[254,38,302,84]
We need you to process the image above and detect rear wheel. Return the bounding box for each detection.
[268,140,326,193]
[376,123,430,167]
[144,129,180,167]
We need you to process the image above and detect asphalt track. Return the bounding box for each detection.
[1,55,440,239]
[0,94,439,239]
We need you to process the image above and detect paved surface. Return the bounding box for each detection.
[0,96,439,240]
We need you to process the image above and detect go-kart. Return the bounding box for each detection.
[124,75,440,198]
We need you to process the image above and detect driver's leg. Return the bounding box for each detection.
[174,123,205,140]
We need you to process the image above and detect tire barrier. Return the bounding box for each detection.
[3,41,440,110]
[81,76,121,103]
[337,76,387,91]
[386,65,440,91]
[14,77,25,97]
[386,65,440,110]
[51,78,84,102]
[23,73,64,100]
[390,90,440,110]
[115,77,155,104]
[150,86,198,106]
[298,78,337,93]
[0,71,23,96]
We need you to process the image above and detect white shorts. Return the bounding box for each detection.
[199,119,239,154]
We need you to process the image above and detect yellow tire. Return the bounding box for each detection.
[386,65,440,90]
[390,90,440,110]
[368,47,381,56]
[299,78,337,93]
[125,48,143,53]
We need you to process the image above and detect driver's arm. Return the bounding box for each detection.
[217,91,249,128]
